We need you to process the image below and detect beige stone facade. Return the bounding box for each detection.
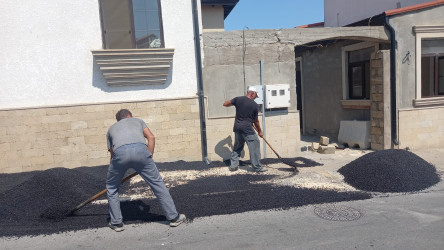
[0,98,202,173]
[398,106,444,150]
[0,97,301,173]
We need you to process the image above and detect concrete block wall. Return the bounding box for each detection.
[206,111,300,162]
[0,98,202,173]
[398,106,444,149]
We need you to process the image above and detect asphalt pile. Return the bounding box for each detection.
[338,149,440,192]
[154,157,322,172]
[1,168,104,222]
[0,158,367,237]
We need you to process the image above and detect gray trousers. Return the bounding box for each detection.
[230,132,262,171]
[106,143,178,224]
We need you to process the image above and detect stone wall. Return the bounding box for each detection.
[398,106,444,149]
[0,98,202,173]
[370,50,391,150]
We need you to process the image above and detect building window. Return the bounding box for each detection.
[413,26,444,107]
[342,42,377,101]
[348,47,372,99]
[99,0,164,49]
[421,39,444,97]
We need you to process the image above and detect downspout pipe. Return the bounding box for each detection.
[192,0,210,164]
[384,16,399,146]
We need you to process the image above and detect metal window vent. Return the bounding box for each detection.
[92,48,174,86]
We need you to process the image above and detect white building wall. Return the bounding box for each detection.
[324,0,431,27]
[0,0,199,109]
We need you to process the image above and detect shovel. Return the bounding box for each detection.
[69,172,139,215]
[253,124,299,172]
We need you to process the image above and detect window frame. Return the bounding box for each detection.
[421,53,444,98]
[98,0,165,49]
[414,26,444,103]
[348,61,370,99]
[341,42,378,101]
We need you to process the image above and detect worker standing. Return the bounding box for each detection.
[223,86,267,173]
[106,109,186,232]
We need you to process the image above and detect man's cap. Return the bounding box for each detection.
[247,86,257,93]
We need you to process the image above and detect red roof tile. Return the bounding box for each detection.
[295,22,324,28]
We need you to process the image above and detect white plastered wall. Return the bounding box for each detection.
[0,0,199,109]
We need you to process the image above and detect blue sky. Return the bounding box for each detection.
[225,0,324,31]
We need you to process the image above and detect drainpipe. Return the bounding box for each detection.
[384,16,399,146]
[192,0,210,164]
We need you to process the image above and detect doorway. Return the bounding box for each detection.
[295,59,303,133]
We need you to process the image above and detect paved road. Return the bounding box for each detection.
[1,147,443,250]
[1,183,443,250]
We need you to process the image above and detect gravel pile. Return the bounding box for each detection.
[338,149,440,193]
[0,159,367,238]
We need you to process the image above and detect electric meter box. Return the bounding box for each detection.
[265,84,290,109]
[249,85,264,105]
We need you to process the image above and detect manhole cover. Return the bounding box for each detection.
[314,205,362,221]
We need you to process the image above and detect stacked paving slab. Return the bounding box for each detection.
[311,136,336,154]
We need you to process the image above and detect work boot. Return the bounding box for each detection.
[254,167,268,173]
[229,166,239,172]
[109,222,124,232]
[170,214,186,227]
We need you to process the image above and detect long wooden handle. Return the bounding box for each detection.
[70,172,139,214]
[252,123,282,159]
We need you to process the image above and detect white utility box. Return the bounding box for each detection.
[265,84,290,109]
[249,85,264,105]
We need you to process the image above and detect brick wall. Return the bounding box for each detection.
[0,98,202,173]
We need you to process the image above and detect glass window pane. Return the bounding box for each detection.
[145,0,158,10]
[146,12,160,30]
[135,30,147,40]
[131,0,162,48]
[132,0,145,10]
[133,11,147,30]
[351,66,363,98]
[135,31,150,48]
[100,0,133,49]
[421,56,434,97]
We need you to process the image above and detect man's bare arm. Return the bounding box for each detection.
[143,127,155,155]
[108,149,114,161]
[253,118,263,138]
[223,100,232,107]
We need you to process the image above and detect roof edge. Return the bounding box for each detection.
[295,22,325,29]
[385,0,444,16]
